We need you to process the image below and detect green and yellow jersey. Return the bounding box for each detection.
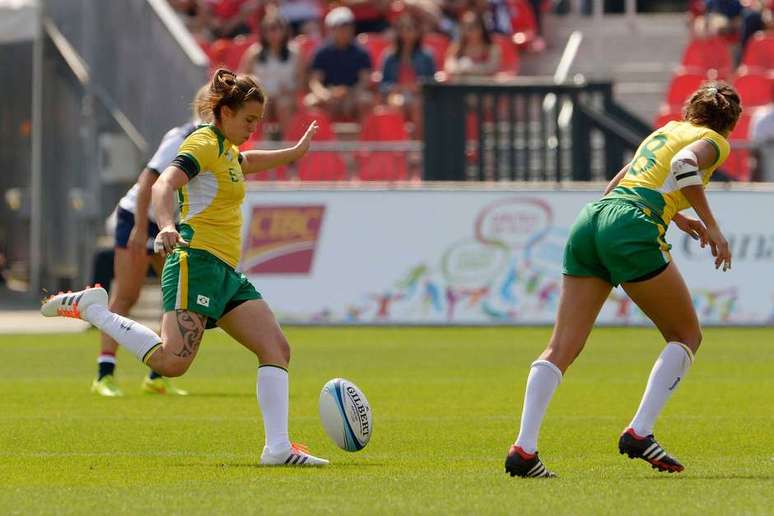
[170,125,245,268]
[607,120,730,225]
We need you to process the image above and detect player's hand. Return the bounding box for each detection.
[705,224,731,271]
[153,225,188,257]
[673,214,708,248]
[127,226,149,258]
[294,121,319,157]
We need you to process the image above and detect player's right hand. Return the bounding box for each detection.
[705,225,731,271]
[153,225,188,257]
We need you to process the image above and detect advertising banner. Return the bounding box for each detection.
[241,187,774,326]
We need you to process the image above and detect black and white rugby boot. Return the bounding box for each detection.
[505,445,556,478]
[618,428,684,473]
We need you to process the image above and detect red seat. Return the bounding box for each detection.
[423,32,450,70]
[653,109,682,129]
[357,33,391,68]
[357,107,408,181]
[681,37,733,79]
[733,72,773,108]
[285,109,347,181]
[666,72,705,108]
[508,0,538,49]
[493,34,520,75]
[293,34,322,66]
[208,35,257,72]
[741,33,774,71]
[722,114,751,181]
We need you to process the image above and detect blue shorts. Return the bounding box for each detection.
[114,207,160,255]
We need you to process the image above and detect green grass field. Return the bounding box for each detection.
[1,327,773,514]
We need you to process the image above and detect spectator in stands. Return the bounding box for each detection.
[239,10,302,135]
[444,10,501,78]
[279,0,324,37]
[739,1,774,63]
[702,0,743,35]
[169,0,208,39]
[339,0,391,33]
[469,0,513,35]
[204,0,258,39]
[380,12,436,137]
[750,99,774,181]
[308,6,373,121]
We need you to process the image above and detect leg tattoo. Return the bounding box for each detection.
[173,310,205,358]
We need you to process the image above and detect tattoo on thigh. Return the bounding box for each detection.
[174,310,205,358]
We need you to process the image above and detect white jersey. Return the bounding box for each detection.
[117,122,197,222]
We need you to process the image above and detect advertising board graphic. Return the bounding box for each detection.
[241,188,774,325]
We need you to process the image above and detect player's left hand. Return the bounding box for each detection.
[294,121,319,157]
[673,214,708,248]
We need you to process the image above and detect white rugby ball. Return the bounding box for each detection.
[319,378,372,452]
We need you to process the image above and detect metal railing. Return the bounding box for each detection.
[422,78,652,182]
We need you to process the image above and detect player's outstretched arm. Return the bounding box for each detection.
[241,121,319,175]
[603,163,630,195]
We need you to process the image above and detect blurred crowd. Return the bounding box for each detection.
[167,0,546,139]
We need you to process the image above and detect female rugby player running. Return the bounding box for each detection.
[43,69,328,466]
[90,84,209,397]
[505,81,742,478]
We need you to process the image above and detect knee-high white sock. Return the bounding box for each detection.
[257,365,291,454]
[515,359,563,454]
[628,342,694,437]
[85,305,161,362]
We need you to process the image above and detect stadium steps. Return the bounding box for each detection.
[521,13,688,124]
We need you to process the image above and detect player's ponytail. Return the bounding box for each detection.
[197,68,266,122]
[683,80,742,136]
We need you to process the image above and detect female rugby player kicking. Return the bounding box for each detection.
[43,69,328,466]
[90,85,209,397]
[505,81,742,477]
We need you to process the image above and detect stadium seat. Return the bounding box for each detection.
[508,0,538,49]
[493,34,520,75]
[208,35,256,72]
[357,107,408,181]
[357,33,391,68]
[722,113,751,181]
[680,37,733,79]
[293,34,322,66]
[665,72,705,108]
[423,32,450,70]
[740,33,774,71]
[733,72,773,108]
[285,108,347,181]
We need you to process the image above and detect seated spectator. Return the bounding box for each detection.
[204,0,258,39]
[239,11,302,135]
[168,0,208,39]
[703,0,743,35]
[279,0,324,37]
[750,100,774,181]
[380,12,435,137]
[469,0,514,35]
[340,0,391,34]
[307,6,373,121]
[739,1,774,63]
[443,10,501,79]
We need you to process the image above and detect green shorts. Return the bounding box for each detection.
[161,247,262,328]
[563,199,671,286]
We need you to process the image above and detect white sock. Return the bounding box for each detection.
[257,365,291,454]
[85,305,161,362]
[628,342,693,437]
[515,359,563,454]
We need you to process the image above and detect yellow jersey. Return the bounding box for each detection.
[607,121,730,224]
[171,125,245,268]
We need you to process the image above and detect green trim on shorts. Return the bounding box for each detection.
[563,198,671,286]
[161,247,261,329]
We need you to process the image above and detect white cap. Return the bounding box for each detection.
[325,6,354,28]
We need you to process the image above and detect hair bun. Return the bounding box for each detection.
[707,87,718,95]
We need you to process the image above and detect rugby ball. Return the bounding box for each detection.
[319,378,372,452]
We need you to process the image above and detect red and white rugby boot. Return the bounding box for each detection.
[41,285,108,320]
